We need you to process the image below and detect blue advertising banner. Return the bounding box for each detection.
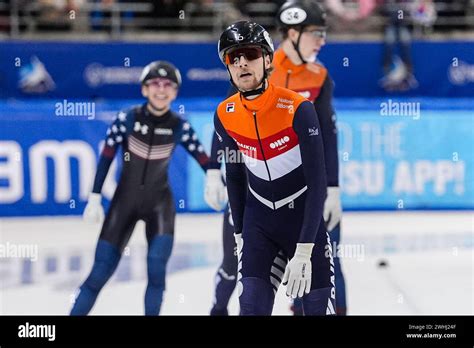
[335,110,473,210]
[1,98,472,216]
[0,99,190,216]
[186,105,474,211]
[0,41,473,99]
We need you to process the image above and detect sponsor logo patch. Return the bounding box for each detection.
[226,103,235,113]
[308,127,319,136]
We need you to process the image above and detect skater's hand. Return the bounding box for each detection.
[323,187,342,232]
[282,243,314,298]
[234,233,243,261]
[204,169,227,211]
[83,193,104,223]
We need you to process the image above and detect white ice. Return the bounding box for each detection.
[0,211,472,315]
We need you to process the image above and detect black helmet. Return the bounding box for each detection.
[139,60,182,88]
[276,0,327,30]
[218,21,274,65]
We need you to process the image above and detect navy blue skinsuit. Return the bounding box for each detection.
[214,84,336,315]
[211,68,345,315]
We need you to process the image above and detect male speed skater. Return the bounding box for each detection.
[212,20,336,315]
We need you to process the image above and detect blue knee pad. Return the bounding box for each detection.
[145,234,173,315]
[70,239,121,315]
[85,239,121,290]
[303,286,335,316]
[239,277,274,316]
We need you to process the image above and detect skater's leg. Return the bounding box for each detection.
[70,198,137,316]
[145,233,174,315]
[211,206,237,315]
[238,226,280,316]
[70,239,121,315]
[303,222,336,316]
[143,189,175,315]
[331,223,347,315]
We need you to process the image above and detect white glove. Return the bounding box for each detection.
[234,233,243,260]
[323,187,342,232]
[204,169,227,211]
[282,243,314,298]
[83,193,104,224]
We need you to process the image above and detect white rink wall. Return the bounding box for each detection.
[0,211,473,315]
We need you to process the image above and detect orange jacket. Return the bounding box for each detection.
[270,48,339,187]
[214,83,327,243]
[270,48,327,101]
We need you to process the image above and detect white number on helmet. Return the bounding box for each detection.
[280,8,308,25]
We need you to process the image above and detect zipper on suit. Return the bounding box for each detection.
[252,111,275,210]
[140,124,155,187]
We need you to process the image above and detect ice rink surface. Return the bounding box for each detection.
[1,211,472,315]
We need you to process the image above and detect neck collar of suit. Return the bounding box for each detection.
[143,103,172,123]
[240,82,275,112]
[274,48,306,75]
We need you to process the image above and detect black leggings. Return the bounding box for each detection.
[99,187,176,252]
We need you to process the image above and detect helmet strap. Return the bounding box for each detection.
[291,26,307,65]
[226,65,240,93]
